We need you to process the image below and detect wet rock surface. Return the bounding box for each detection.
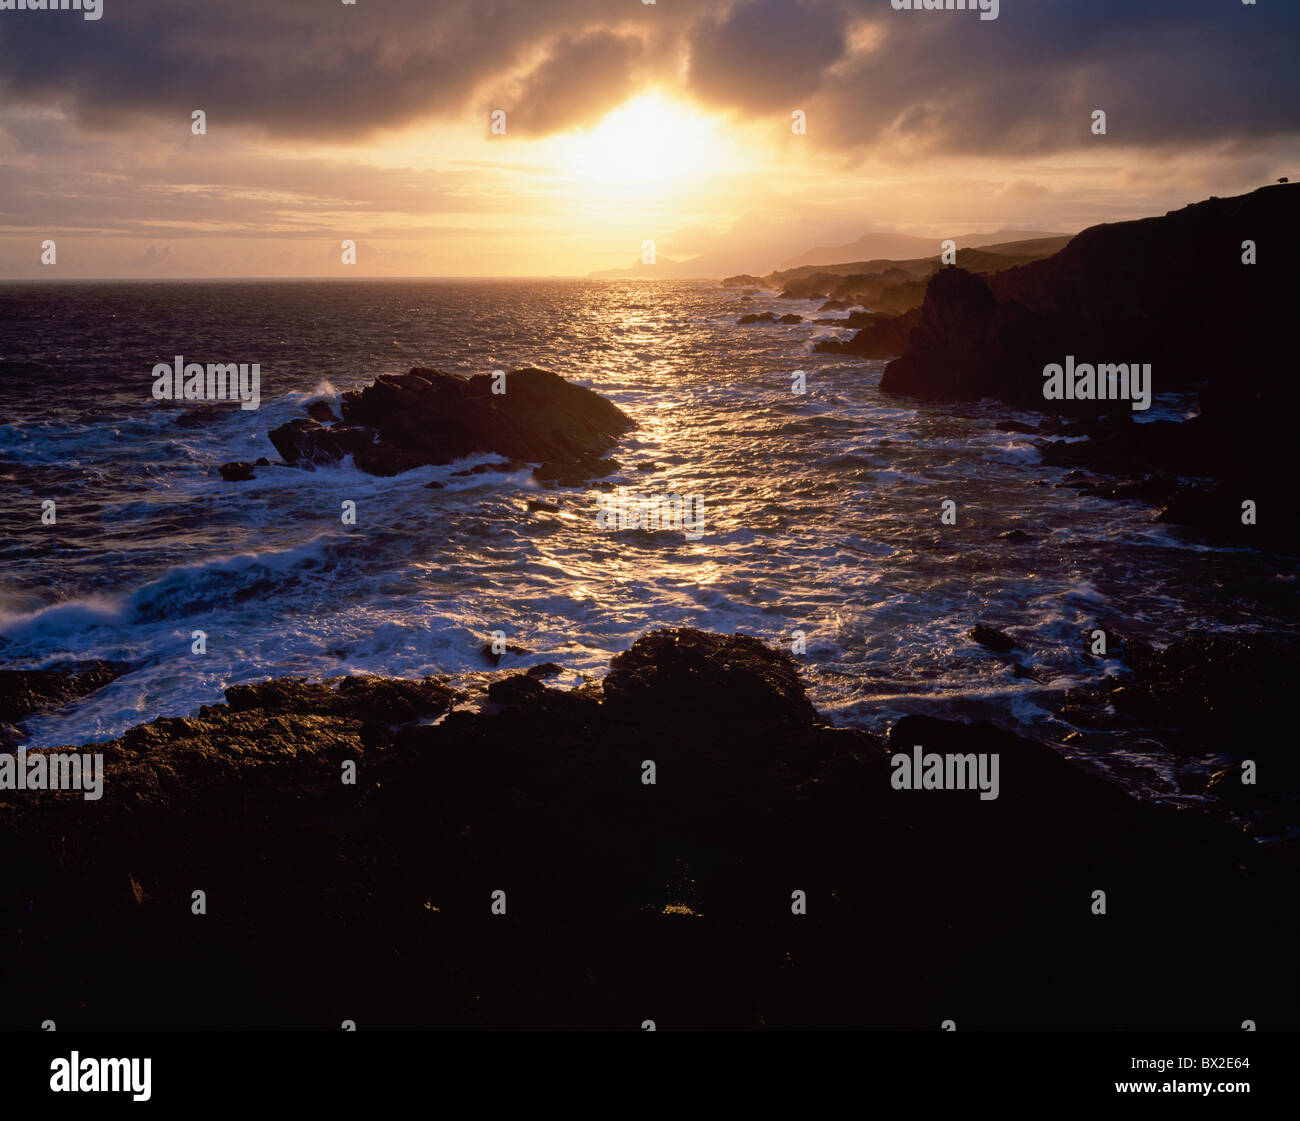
[0,660,130,748]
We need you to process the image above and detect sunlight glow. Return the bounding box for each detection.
[553,93,728,194]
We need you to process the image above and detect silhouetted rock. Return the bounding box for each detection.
[1062,632,1298,756]
[884,186,1300,413]
[306,401,340,424]
[269,369,632,483]
[218,461,256,481]
[267,419,379,468]
[815,307,920,357]
[970,624,1019,652]
[603,628,821,732]
[879,187,1300,548]
[526,662,564,678]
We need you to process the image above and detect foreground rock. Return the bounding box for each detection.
[269,367,633,481]
[0,629,1292,1029]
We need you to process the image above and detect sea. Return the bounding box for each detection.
[1,279,1295,811]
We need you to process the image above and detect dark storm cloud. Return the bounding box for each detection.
[815,0,1300,156]
[686,0,850,111]
[504,31,648,136]
[0,0,670,140]
[0,0,1295,154]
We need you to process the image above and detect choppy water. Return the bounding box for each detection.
[1,280,1295,808]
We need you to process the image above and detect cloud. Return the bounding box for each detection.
[686,0,850,111]
[500,31,649,136]
[807,0,1300,157]
[0,0,1293,158]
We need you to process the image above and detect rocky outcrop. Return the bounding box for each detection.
[879,186,1299,548]
[882,185,1299,413]
[269,367,633,481]
[0,660,129,747]
[814,306,920,358]
[1,628,1292,1029]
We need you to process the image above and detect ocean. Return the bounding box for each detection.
[1,278,1294,807]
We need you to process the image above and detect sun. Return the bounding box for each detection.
[554,92,726,193]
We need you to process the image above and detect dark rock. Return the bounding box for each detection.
[223,674,460,725]
[603,629,820,732]
[1063,632,1299,754]
[255,457,270,467]
[970,624,1019,653]
[344,368,630,478]
[884,185,1300,413]
[218,461,256,481]
[525,662,564,678]
[875,187,1300,545]
[480,642,531,666]
[815,306,920,358]
[635,461,657,472]
[268,419,379,468]
[998,529,1034,543]
[526,499,559,512]
[270,368,632,484]
[424,480,445,490]
[0,659,130,734]
[306,400,341,424]
[0,630,1290,1030]
[779,314,804,324]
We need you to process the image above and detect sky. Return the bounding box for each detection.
[0,0,1296,278]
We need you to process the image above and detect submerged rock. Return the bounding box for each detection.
[218,461,256,481]
[970,624,1019,652]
